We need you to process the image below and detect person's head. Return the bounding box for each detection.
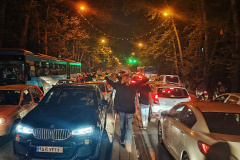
[218,81,222,86]
[121,75,130,85]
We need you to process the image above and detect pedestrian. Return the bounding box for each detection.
[137,83,153,128]
[105,74,148,152]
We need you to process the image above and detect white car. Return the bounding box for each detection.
[158,102,240,160]
[86,81,111,102]
[158,74,182,86]
[213,93,240,105]
[149,86,190,120]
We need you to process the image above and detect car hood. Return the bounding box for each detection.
[21,106,98,129]
[0,105,18,117]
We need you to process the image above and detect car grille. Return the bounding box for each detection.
[33,128,71,140]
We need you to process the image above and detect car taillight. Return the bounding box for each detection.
[131,80,136,84]
[153,94,159,104]
[198,141,210,155]
[203,91,208,95]
[188,96,191,100]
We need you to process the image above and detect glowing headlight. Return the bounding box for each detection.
[0,118,6,124]
[72,127,94,135]
[16,124,33,134]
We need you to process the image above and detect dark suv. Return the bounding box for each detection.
[13,84,107,159]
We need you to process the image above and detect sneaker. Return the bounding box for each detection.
[125,140,132,153]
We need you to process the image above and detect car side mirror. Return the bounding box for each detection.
[101,100,108,105]
[34,97,40,103]
[161,111,169,117]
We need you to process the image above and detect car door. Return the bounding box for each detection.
[164,105,185,152]
[171,106,197,159]
[19,89,35,118]
[96,88,106,129]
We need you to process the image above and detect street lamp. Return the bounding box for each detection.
[101,39,105,43]
[139,43,143,47]
[132,52,135,55]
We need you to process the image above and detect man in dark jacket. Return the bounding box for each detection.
[105,74,148,152]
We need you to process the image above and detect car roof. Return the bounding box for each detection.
[86,81,105,84]
[183,101,240,113]
[53,83,96,90]
[0,84,37,90]
[225,93,240,97]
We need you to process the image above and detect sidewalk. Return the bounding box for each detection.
[111,114,139,160]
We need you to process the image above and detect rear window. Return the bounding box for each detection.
[202,112,240,135]
[166,76,179,83]
[158,88,188,98]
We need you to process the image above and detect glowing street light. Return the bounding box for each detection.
[139,43,143,47]
[101,39,105,43]
[132,52,135,55]
[80,6,85,10]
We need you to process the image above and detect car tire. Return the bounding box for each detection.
[182,153,190,160]
[158,121,163,143]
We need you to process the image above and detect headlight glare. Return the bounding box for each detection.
[0,118,6,124]
[72,127,94,135]
[16,124,33,134]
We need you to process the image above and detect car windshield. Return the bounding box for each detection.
[203,112,240,135]
[0,90,21,105]
[166,76,179,83]
[91,83,105,92]
[158,88,188,98]
[41,88,97,107]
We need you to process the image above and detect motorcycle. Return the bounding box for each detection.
[196,89,209,101]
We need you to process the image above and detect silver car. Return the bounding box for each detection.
[158,102,240,160]
[213,93,240,105]
[149,86,190,121]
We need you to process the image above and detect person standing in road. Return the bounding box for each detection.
[137,84,153,129]
[105,74,148,152]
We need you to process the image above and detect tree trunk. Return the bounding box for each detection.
[200,0,210,86]
[19,0,34,48]
[230,0,240,92]
[0,0,7,47]
[44,0,49,55]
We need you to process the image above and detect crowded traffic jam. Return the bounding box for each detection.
[1,0,240,160]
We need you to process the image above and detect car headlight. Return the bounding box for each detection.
[0,118,6,124]
[16,124,33,134]
[72,127,94,135]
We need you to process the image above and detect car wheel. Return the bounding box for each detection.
[158,121,163,143]
[182,153,190,160]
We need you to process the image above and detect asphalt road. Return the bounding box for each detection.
[145,121,175,160]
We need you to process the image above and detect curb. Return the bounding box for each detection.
[136,118,155,160]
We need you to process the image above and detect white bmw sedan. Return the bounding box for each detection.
[158,102,240,160]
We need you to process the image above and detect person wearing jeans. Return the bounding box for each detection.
[105,74,148,152]
[137,84,152,128]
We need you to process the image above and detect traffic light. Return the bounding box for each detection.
[128,58,137,64]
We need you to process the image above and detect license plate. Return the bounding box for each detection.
[36,146,63,153]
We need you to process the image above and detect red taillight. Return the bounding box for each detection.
[203,91,208,95]
[153,94,159,104]
[188,96,191,100]
[198,141,210,155]
[154,94,158,100]
[131,80,136,84]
